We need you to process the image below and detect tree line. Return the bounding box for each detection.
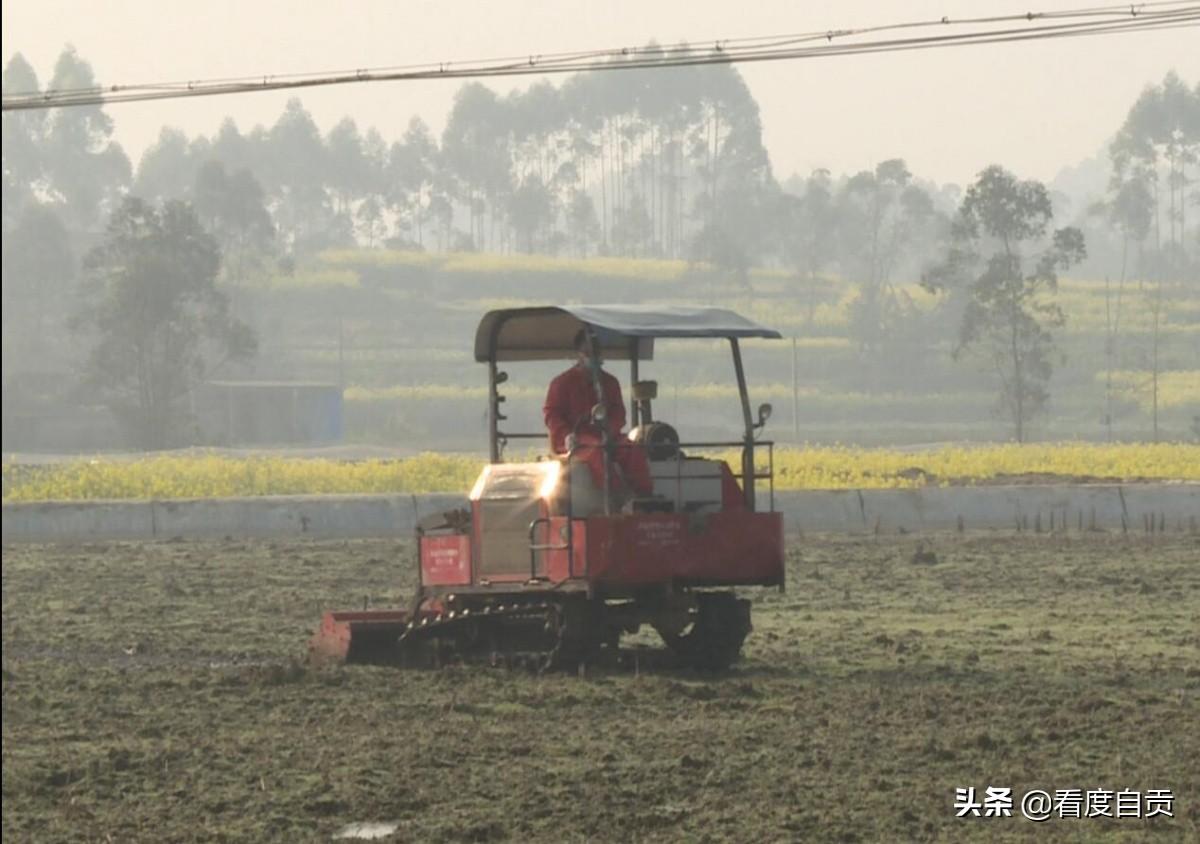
[4,48,1197,287]
[2,45,1197,448]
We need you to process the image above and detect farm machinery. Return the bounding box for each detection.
[310,305,785,670]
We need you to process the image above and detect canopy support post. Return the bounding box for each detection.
[629,337,640,428]
[731,338,756,512]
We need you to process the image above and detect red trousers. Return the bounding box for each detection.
[572,431,654,497]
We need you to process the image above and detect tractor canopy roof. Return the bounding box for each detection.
[474,305,782,362]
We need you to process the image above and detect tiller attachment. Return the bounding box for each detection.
[309,610,412,665]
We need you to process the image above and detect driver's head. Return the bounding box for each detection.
[574,328,603,366]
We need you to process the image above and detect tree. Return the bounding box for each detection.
[209,118,256,174]
[78,197,256,449]
[42,46,131,230]
[357,127,389,245]
[326,117,370,219]
[134,127,197,202]
[192,161,275,285]
[508,175,556,253]
[355,194,388,247]
[1,204,74,369]
[1110,71,1200,282]
[924,166,1086,442]
[688,220,749,288]
[1097,174,1154,439]
[441,83,512,251]
[783,169,839,327]
[837,159,939,355]
[265,99,335,254]
[564,189,600,257]
[387,117,438,247]
[2,53,48,228]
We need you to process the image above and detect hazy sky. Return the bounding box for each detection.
[3,1,1198,187]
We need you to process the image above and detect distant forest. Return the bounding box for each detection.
[4,47,1199,285]
[2,46,1198,452]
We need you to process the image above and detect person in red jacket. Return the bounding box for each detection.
[544,329,653,498]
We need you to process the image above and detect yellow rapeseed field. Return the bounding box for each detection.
[3,444,1197,501]
[750,442,1199,490]
[1,454,480,502]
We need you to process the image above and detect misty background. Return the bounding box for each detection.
[2,39,1198,454]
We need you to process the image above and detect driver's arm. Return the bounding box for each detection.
[603,373,627,436]
[543,375,573,453]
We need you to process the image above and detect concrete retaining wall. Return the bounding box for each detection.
[771,484,1200,534]
[1,494,465,543]
[3,485,1197,543]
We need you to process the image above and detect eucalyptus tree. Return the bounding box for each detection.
[387,117,438,247]
[265,99,335,254]
[441,83,512,250]
[41,46,131,232]
[924,165,1086,442]
[134,127,200,202]
[326,117,370,220]
[209,118,257,175]
[192,161,275,284]
[1110,71,1200,281]
[1,53,47,227]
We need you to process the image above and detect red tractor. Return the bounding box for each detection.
[310,305,784,670]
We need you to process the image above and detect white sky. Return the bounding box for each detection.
[3,0,1198,187]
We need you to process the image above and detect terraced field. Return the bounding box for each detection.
[3,533,1198,842]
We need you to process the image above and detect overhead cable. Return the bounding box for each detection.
[3,2,1197,111]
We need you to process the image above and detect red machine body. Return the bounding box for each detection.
[419,510,784,589]
[419,535,472,586]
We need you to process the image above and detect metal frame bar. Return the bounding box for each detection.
[729,338,756,512]
[487,316,506,463]
[629,337,640,428]
[526,448,581,582]
[647,440,775,513]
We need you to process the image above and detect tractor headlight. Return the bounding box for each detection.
[538,459,563,499]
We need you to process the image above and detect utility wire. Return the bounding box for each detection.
[9,1,1193,95]
[6,5,1194,103]
[3,2,1197,111]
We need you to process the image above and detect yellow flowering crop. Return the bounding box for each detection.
[742,442,1200,490]
[1,454,479,502]
[3,444,1196,502]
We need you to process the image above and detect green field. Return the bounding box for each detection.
[3,533,1197,842]
[240,250,1200,448]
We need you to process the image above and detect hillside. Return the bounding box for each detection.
[238,249,1200,448]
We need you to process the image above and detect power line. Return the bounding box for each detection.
[6,4,1195,108]
[3,2,1197,111]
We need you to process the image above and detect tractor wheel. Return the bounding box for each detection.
[655,591,751,671]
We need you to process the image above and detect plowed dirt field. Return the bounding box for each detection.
[3,533,1198,842]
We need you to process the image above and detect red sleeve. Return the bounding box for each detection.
[603,372,626,434]
[543,374,572,453]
